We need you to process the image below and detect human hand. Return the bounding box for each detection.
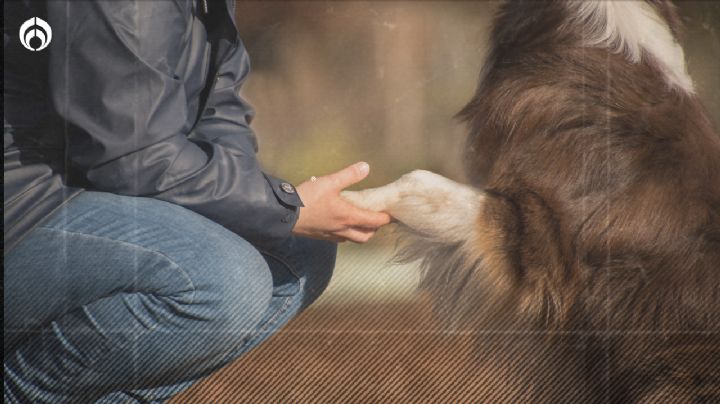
[292,162,392,243]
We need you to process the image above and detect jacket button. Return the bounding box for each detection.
[280,183,295,194]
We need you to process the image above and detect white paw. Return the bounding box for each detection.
[341,188,396,212]
[343,170,483,242]
[340,170,442,213]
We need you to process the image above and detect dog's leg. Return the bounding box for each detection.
[342,170,483,243]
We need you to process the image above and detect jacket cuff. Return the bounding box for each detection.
[263,173,303,229]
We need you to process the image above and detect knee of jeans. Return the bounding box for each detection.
[301,239,338,309]
[194,240,274,333]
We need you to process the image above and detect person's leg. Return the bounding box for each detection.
[239,235,338,355]
[4,192,275,403]
[96,235,338,402]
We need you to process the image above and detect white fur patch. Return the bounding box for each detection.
[568,1,694,93]
[342,170,483,244]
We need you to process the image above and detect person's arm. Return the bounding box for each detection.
[48,0,299,247]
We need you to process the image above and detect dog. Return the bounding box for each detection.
[343,1,720,401]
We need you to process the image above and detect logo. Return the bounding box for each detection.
[19,17,52,51]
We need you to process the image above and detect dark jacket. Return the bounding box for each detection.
[4,0,302,252]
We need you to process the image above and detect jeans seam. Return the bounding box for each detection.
[242,250,304,349]
[254,295,294,341]
[34,227,197,305]
[257,249,301,279]
[4,189,84,254]
[218,291,298,366]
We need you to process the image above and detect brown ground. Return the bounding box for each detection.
[173,295,482,403]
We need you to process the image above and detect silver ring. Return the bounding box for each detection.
[310,176,318,182]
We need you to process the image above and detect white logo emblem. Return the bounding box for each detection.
[19,17,52,51]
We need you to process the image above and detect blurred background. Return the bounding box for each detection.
[178,1,720,401]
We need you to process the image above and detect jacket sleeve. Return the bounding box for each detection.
[47,0,302,247]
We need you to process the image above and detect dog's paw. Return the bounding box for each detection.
[341,188,397,212]
[340,170,443,213]
[393,171,482,230]
[343,170,483,242]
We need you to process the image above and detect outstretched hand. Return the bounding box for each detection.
[292,162,392,243]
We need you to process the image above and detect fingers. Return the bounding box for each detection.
[325,162,370,190]
[336,226,376,244]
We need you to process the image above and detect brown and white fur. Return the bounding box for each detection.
[343,1,720,402]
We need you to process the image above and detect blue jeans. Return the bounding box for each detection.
[4,191,336,403]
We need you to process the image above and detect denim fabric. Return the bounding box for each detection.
[4,191,336,403]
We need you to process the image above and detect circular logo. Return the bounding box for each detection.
[19,17,52,51]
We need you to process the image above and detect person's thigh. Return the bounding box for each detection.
[95,235,338,403]
[229,236,338,358]
[4,191,274,402]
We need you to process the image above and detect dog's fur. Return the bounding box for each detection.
[344,1,720,401]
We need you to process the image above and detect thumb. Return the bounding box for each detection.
[326,162,370,190]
